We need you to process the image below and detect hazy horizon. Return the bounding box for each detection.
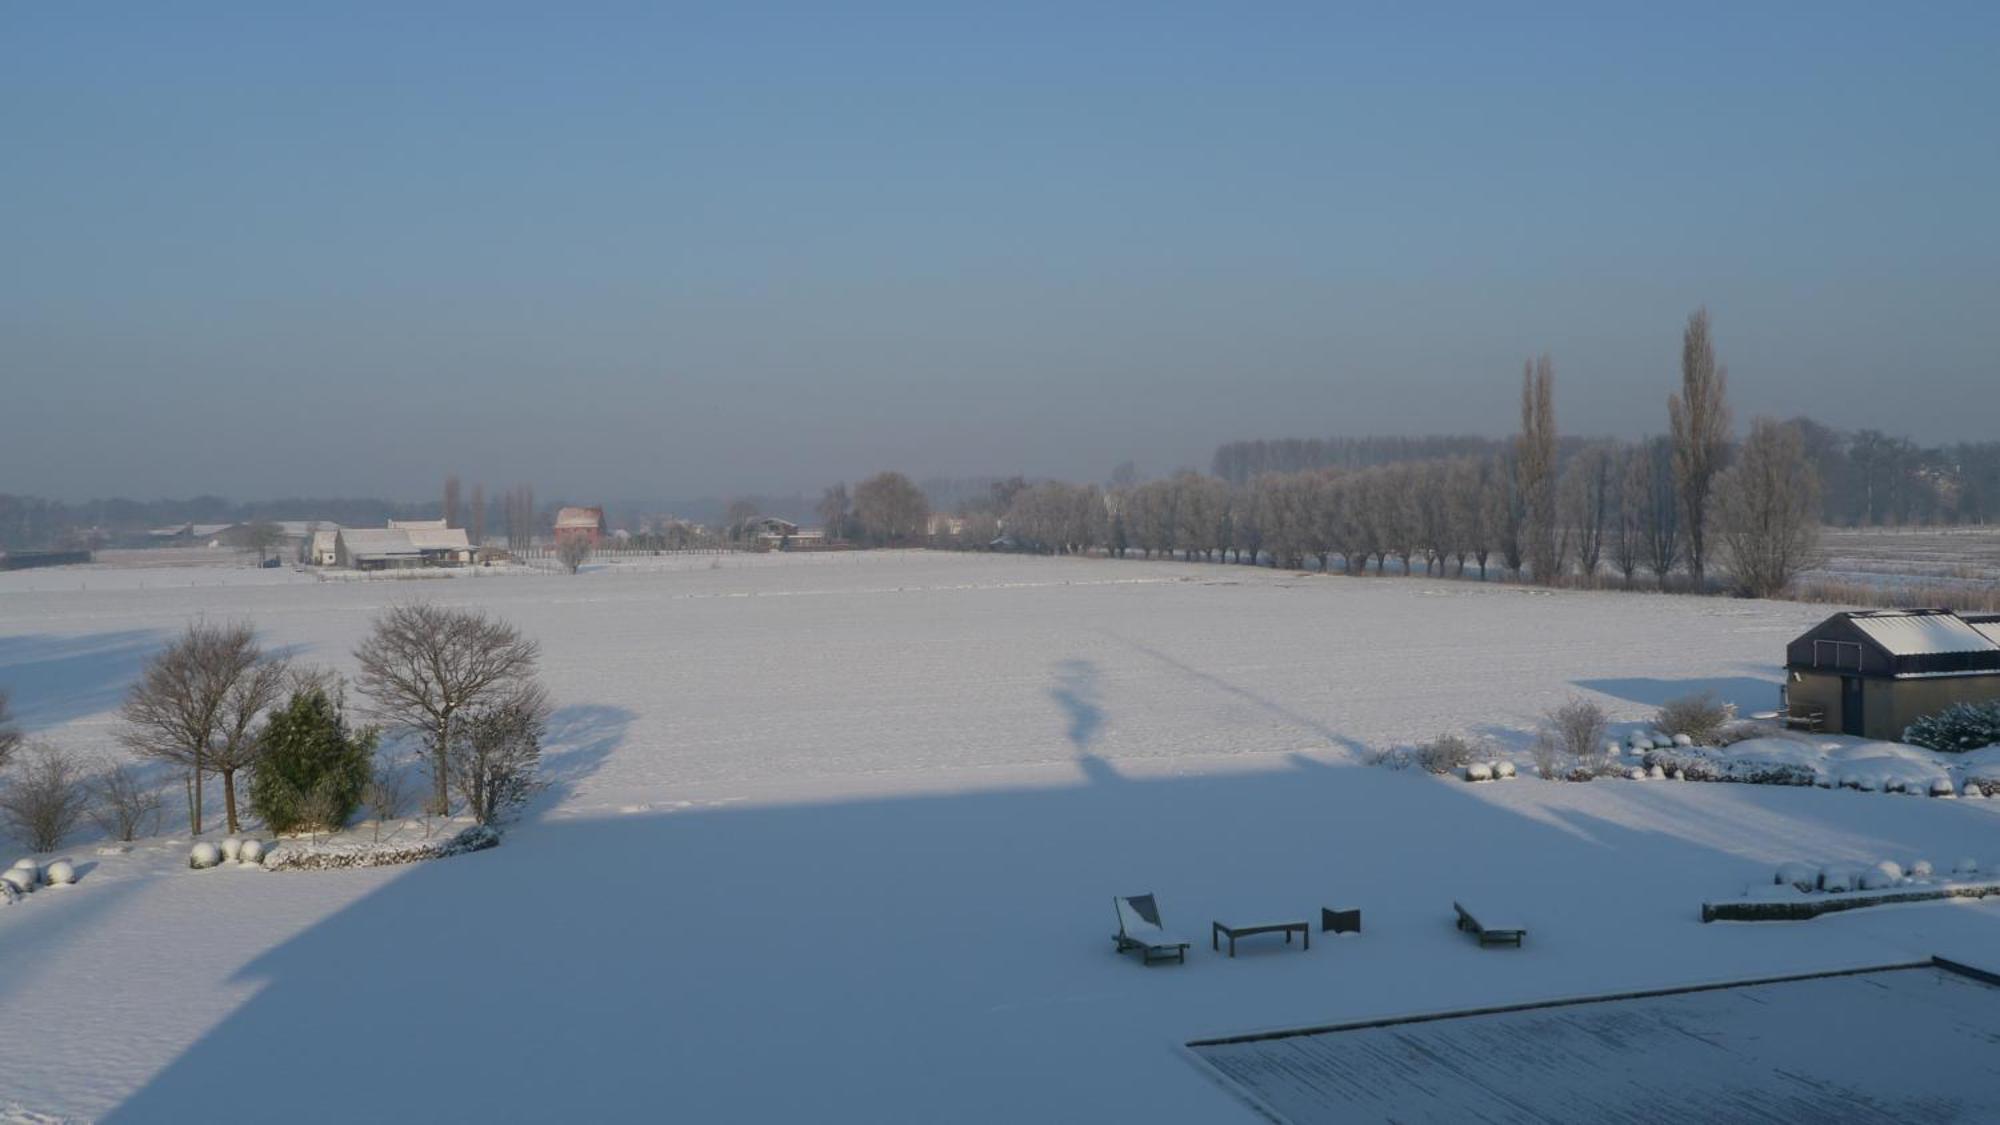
[6,4,1996,504]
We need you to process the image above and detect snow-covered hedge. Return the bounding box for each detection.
[261,824,500,871]
[1642,745,1817,787]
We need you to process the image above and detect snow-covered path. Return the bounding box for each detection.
[3,552,1997,1121]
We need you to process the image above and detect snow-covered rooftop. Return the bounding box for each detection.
[336,528,422,558]
[404,527,470,552]
[1848,610,2000,656]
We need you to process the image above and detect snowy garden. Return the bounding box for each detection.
[3,549,1999,1122]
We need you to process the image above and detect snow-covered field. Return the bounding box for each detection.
[4,551,1999,1122]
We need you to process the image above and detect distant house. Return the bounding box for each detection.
[309,529,339,566]
[332,523,472,570]
[554,507,605,546]
[334,528,425,571]
[744,517,824,549]
[1784,609,2000,740]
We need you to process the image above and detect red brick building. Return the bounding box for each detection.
[553,506,605,546]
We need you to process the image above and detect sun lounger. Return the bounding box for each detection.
[1113,894,1191,965]
[1453,900,1525,947]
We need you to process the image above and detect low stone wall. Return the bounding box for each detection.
[263,824,500,871]
[1701,880,2000,922]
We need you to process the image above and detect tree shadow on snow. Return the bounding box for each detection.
[1575,676,1783,715]
[0,630,164,729]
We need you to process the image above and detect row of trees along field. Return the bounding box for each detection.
[874,309,1825,599]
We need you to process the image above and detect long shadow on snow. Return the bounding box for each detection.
[0,630,164,729]
[108,748,2000,1123]
[1576,676,1783,716]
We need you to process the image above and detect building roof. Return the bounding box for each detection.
[404,527,471,552]
[1845,609,2000,657]
[337,529,422,559]
[310,530,338,551]
[555,506,604,530]
[388,519,448,531]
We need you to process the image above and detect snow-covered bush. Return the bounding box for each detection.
[2,866,34,894]
[1625,766,1647,780]
[1861,861,1903,890]
[1903,702,2000,753]
[1545,698,1610,770]
[1775,862,1817,892]
[87,759,163,842]
[1818,868,1854,893]
[45,859,75,885]
[1930,777,1957,798]
[1493,761,1517,780]
[189,842,222,869]
[1655,692,1736,745]
[1966,782,1989,799]
[1415,733,1477,775]
[1954,858,1980,877]
[239,839,265,865]
[1908,859,1934,881]
[1464,761,1493,782]
[220,837,243,862]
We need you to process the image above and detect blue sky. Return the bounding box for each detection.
[4,3,1996,501]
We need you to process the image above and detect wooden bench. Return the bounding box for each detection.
[1454,901,1525,947]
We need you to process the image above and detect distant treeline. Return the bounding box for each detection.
[1214,421,2000,527]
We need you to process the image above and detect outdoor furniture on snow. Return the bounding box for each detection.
[1453,901,1526,947]
[1113,894,1191,965]
[1782,706,1825,732]
[1212,918,1310,957]
[1321,907,1362,935]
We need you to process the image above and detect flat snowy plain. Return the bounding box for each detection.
[4,550,1999,1122]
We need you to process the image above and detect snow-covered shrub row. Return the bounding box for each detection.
[261,824,499,871]
[1903,701,2000,753]
[1768,856,1993,896]
[1642,746,1817,787]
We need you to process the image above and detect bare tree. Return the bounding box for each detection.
[556,533,592,574]
[1610,443,1646,586]
[89,757,164,841]
[452,687,551,825]
[442,474,462,529]
[1636,436,1681,583]
[1717,418,1824,598]
[1,742,88,852]
[353,604,542,816]
[209,654,290,832]
[1561,444,1615,582]
[852,472,930,545]
[1670,307,1731,587]
[120,622,283,836]
[816,483,851,541]
[1518,355,1558,583]
[1488,452,1526,578]
[364,765,410,843]
[244,521,286,563]
[469,483,486,547]
[0,688,19,771]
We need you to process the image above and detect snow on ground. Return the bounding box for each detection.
[3,551,1999,1121]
